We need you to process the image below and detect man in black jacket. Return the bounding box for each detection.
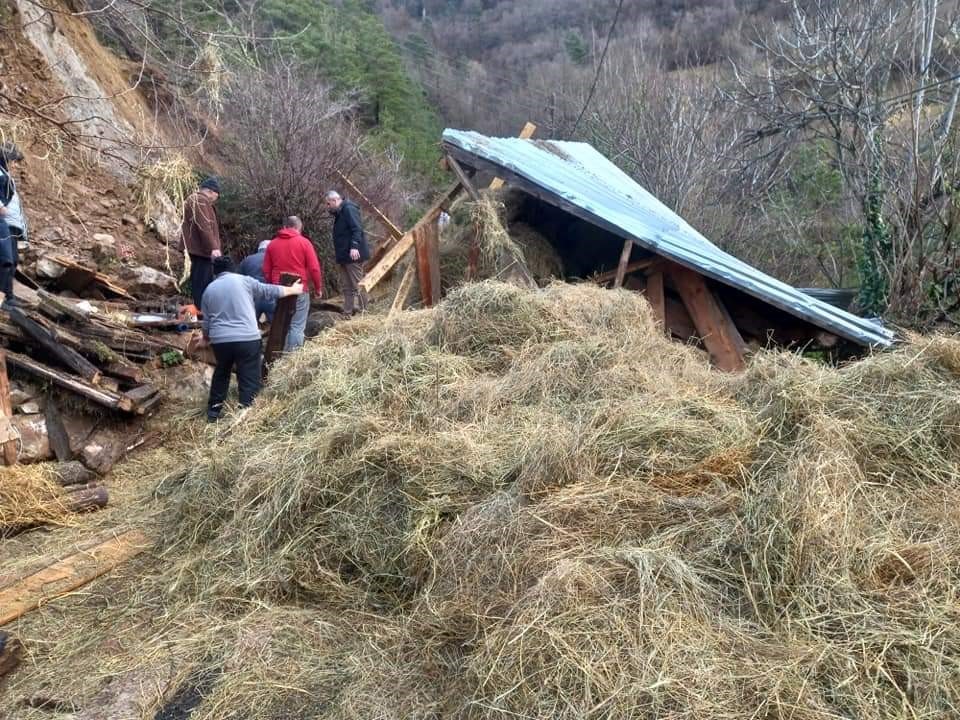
[325,190,370,315]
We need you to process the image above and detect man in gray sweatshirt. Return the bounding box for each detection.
[201,255,303,421]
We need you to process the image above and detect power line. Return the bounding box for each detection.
[570,0,625,136]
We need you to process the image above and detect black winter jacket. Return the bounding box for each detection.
[331,200,370,264]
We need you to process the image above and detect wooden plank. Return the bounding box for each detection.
[646,269,665,329]
[592,257,656,285]
[389,262,417,316]
[335,170,404,241]
[668,263,746,372]
[5,351,132,412]
[48,256,135,301]
[44,396,73,462]
[489,122,537,190]
[0,530,150,626]
[261,273,299,378]
[359,182,464,294]
[414,223,441,308]
[7,307,102,384]
[613,239,633,289]
[0,351,17,466]
[446,156,482,202]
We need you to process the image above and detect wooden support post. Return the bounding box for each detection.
[414,222,441,308]
[0,351,17,466]
[668,263,746,372]
[646,269,665,329]
[0,530,150,626]
[389,262,417,316]
[591,258,657,285]
[489,122,537,190]
[613,239,633,289]
[262,273,300,379]
[359,182,464,294]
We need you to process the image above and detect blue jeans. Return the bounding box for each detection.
[284,293,310,351]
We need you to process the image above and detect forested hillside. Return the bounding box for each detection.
[374,0,960,326]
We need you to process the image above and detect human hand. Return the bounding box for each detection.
[211,249,222,258]
[290,280,304,295]
[349,248,360,262]
[0,206,6,216]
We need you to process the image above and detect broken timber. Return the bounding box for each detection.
[262,272,300,378]
[0,530,150,626]
[47,255,135,300]
[7,307,102,384]
[360,181,464,294]
[414,222,441,307]
[0,351,18,465]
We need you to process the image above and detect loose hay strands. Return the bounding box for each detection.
[7,283,960,720]
[0,464,77,536]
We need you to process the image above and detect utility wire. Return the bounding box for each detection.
[570,0,625,136]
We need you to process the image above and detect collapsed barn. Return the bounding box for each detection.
[432,129,895,369]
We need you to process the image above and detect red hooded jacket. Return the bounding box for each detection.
[263,228,323,294]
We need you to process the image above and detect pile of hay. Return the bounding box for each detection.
[147,281,960,718]
[0,464,77,536]
[6,282,960,719]
[440,194,563,290]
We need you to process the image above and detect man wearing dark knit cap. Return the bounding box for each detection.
[180,176,223,306]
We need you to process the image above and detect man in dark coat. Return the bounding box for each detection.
[180,176,222,307]
[324,190,370,315]
[239,239,276,322]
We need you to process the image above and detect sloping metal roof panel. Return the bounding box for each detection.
[442,129,894,348]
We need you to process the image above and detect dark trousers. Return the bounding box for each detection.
[0,221,19,303]
[207,339,262,420]
[338,262,367,315]
[190,254,214,307]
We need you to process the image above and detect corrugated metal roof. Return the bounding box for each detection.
[442,129,894,348]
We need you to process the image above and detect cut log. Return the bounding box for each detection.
[359,182,464,294]
[63,484,109,513]
[7,307,102,383]
[0,529,150,626]
[0,631,23,678]
[6,351,134,412]
[668,264,746,372]
[0,351,18,465]
[51,460,96,487]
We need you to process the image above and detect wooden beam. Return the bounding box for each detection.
[5,350,133,412]
[335,170,404,241]
[668,264,746,372]
[0,351,17,466]
[446,155,482,202]
[414,222,441,308]
[592,258,657,285]
[359,182,464,294]
[489,122,537,190]
[665,295,697,341]
[48,256,134,301]
[0,530,150,626]
[646,269,665,329]
[262,273,300,379]
[613,239,634,289]
[389,262,417,316]
[7,307,102,384]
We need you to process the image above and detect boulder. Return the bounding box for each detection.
[90,233,116,261]
[11,414,53,463]
[305,310,340,339]
[35,257,66,280]
[120,264,177,297]
[18,400,41,415]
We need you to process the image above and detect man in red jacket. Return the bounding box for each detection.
[263,215,324,350]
